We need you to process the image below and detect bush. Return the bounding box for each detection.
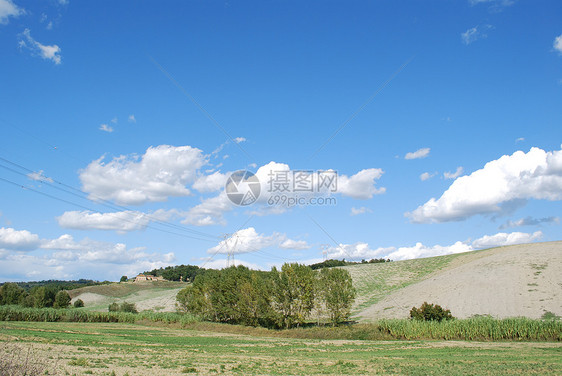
[108,301,138,313]
[53,290,71,309]
[73,299,84,308]
[410,302,454,322]
[120,275,128,282]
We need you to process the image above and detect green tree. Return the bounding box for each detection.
[53,290,71,309]
[29,286,56,308]
[410,302,454,322]
[73,299,85,308]
[0,283,26,305]
[120,276,128,283]
[272,263,316,328]
[318,268,356,325]
[108,302,120,312]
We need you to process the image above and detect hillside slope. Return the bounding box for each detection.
[68,281,185,312]
[348,241,562,321]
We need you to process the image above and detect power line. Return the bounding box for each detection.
[0,156,221,240]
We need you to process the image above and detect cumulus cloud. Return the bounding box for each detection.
[554,34,562,54]
[128,114,136,123]
[444,166,464,180]
[461,25,492,45]
[183,161,385,226]
[0,227,41,251]
[405,148,430,160]
[79,145,207,205]
[326,230,542,261]
[338,168,386,199]
[18,29,62,64]
[499,216,559,229]
[99,124,113,133]
[420,172,436,181]
[0,0,23,24]
[472,231,542,249]
[350,207,372,216]
[192,171,228,193]
[0,230,175,281]
[234,137,246,143]
[407,146,562,223]
[56,210,175,233]
[206,227,310,255]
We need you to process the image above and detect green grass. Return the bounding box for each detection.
[1,321,560,375]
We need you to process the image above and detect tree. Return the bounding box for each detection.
[73,299,85,308]
[318,268,356,325]
[0,283,26,305]
[271,263,316,328]
[53,290,71,309]
[29,286,56,308]
[120,276,128,283]
[108,302,120,312]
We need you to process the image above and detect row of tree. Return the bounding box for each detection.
[309,258,391,270]
[144,264,205,282]
[176,263,356,328]
[0,283,72,308]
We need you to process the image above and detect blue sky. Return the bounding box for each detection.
[0,0,561,281]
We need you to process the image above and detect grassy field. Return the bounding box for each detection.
[1,321,561,375]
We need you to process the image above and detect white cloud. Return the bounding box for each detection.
[79,145,207,205]
[18,29,62,64]
[461,25,492,45]
[499,216,559,229]
[472,231,542,249]
[420,172,436,181]
[0,227,40,251]
[27,170,53,183]
[99,124,113,133]
[279,239,311,250]
[234,137,246,143]
[407,146,562,223]
[206,227,310,255]
[554,34,562,54]
[111,117,118,124]
[405,148,430,160]
[181,192,232,226]
[192,171,228,193]
[325,230,540,261]
[516,137,525,143]
[350,206,372,216]
[198,258,264,271]
[128,114,136,123]
[0,0,24,24]
[56,210,174,233]
[338,168,386,199]
[444,166,464,180]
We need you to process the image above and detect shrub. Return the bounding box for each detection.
[410,302,454,322]
[120,275,128,282]
[73,299,85,308]
[108,302,120,312]
[53,290,71,309]
[120,301,138,313]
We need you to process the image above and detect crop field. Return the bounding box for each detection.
[1,321,561,376]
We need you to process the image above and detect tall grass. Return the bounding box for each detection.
[376,317,562,341]
[1,305,559,341]
[0,305,199,326]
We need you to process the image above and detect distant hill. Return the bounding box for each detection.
[68,281,185,312]
[346,241,562,320]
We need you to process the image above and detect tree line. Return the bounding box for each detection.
[0,283,72,308]
[144,264,206,282]
[176,263,356,328]
[309,258,391,270]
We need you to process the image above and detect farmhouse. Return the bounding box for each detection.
[134,274,165,283]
